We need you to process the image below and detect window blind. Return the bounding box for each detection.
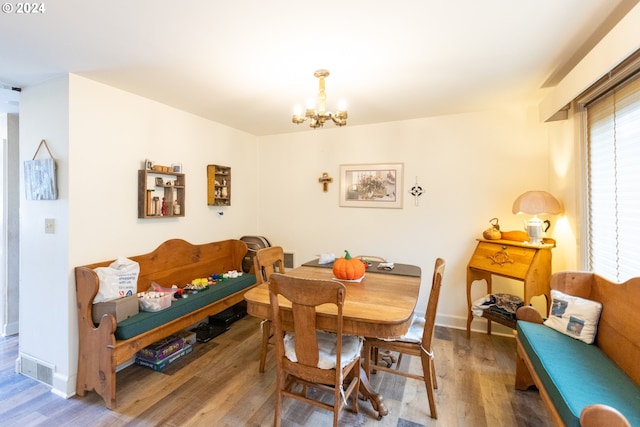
[586,73,640,282]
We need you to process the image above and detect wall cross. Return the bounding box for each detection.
[318,172,333,192]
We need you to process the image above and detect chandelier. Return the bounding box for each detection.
[292,69,348,128]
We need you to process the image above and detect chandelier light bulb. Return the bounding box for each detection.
[306,97,316,110]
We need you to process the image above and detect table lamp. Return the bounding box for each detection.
[512,190,562,244]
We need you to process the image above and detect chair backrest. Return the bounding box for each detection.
[421,258,446,349]
[254,246,286,284]
[268,273,346,369]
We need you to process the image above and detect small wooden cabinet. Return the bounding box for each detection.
[207,164,231,206]
[138,169,185,218]
[466,238,554,338]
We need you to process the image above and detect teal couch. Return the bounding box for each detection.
[515,271,640,427]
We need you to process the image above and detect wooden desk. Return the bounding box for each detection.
[244,263,421,419]
[466,239,554,339]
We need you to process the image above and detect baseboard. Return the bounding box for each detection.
[52,371,75,398]
[2,320,18,336]
[436,313,515,338]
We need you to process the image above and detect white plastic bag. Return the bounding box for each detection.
[93,257,140,303]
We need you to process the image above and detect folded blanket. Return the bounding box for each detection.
[472,293,523,318]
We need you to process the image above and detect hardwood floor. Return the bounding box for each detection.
[0,316,552,426]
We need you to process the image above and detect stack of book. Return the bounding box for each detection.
[135,330,196,372]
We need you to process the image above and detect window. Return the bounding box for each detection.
[585,73,640,282]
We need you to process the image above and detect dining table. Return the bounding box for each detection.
[243,259,422,419]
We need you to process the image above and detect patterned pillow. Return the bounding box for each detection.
[543,290,603,344]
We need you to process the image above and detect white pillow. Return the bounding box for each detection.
[543,290,602,344]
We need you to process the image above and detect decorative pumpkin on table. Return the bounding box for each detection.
[333,250,366,281]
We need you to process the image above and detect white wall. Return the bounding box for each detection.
[256,103,561,330]
[68,74,260,264]
[19,74,259,397]
[538,4,640,273]
[19,76,71,395]
[0,113,6,336]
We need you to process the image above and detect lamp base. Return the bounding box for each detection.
[525,218,544,245]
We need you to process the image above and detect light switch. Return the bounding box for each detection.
[44,218,55,234]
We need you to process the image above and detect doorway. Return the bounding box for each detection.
[1,113,20,336]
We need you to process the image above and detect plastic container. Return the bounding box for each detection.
[137,291,172,312]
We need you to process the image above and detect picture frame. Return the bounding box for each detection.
[155,177,164,186]
[172,163,182,173]
[145,159,154,170]
[24,140,58,200]
[339,163,403,208]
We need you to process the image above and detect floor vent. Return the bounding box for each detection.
[19,354,54,386]
[284,252,295,269]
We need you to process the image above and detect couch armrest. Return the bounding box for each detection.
[516,306,543,324]
[580,404,631,427]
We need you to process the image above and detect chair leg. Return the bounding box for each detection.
[333,384,340,427]
[395,353,403,369]
[274,372,284,427]
[363,341,372,379]
[420,350,437,419]
[372,346,379,374]
[430,357,438,389]
[259,319,271,373]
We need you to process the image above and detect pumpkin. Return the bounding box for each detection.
[482,217,502,240]
[333,250,366,280]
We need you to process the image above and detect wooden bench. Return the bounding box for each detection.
[75,238,256,409]
[515,271,640,427]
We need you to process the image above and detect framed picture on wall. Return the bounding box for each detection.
[339,163,403,208]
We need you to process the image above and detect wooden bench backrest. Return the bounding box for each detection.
[551,271,640,386]
[78,239,248,294]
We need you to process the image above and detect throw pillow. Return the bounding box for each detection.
[543,289,602,344]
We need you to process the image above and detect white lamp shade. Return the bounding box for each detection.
[512,191,562,215]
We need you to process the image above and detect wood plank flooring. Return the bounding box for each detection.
[0,316,552,426]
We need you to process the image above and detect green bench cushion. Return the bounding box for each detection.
[517,321,640,427]
[115,274,256,340]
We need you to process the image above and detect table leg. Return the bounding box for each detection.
[358,366,388,419]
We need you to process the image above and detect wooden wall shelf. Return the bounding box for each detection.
[207,164,231,206]
[138,169,185,218]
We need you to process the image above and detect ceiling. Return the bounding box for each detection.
[0,0,637,136]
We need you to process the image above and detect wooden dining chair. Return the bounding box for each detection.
[268,273,362,427]
[364,257,445,419]
[253,246,286,373]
